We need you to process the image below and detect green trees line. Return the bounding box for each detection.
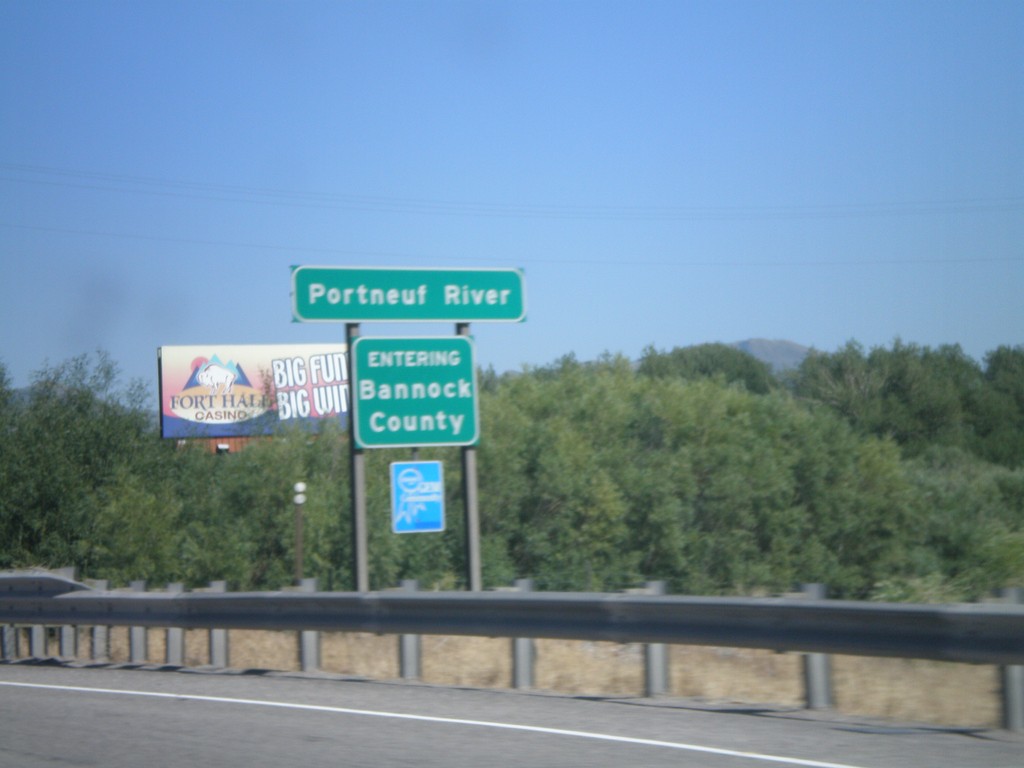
[1,341,1022,600]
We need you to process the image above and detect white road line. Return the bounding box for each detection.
[0,680,869,768]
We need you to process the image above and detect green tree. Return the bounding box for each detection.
[974,346,1024,467]
[793,340,995,461]
[477,356,640,590]
[478,356,917,597]
[792,341,885,429]
[168,424,357,591]
[870,341,982,454]
[638,343,777,394]
[627,377,914,596]
[79,468,183,585]
[892,446,1024,600]
[3,345,1020,602]
[0,352,165,571]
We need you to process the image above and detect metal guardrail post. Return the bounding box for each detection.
[129,580,148,664]
[1,624,17,659]
[1001,588,1023,732]
[299,578,320,673]
[29,624,46,658]
[802,583,834,709]
[512,579,535,690]
[399,580,421,680]
[644,581,669,697]
[165,583,185,666]
[207,581,229,668]
[56,567,76,658]
[58,622,76,658]
[87,579,109,662]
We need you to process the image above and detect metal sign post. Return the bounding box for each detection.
[347,323,369,593]
[457,323,482,591]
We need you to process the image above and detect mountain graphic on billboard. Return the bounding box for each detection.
[183,355,254,392]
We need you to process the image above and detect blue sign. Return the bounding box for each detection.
[390,461,445,533]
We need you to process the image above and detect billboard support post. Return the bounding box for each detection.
[347,323,369,593]
[457,322,482,592]
[293,482,307,584]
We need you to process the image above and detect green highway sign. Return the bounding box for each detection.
[291,266,526,323]
[352,336,479,448]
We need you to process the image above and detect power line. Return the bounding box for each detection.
[2,162,1022,221]
[3,222,1021,269]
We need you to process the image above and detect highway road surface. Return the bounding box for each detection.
[0,662,1020,767]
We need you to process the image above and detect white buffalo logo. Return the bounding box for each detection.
[196,363,236,395]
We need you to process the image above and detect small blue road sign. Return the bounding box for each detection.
[390,461,445,533]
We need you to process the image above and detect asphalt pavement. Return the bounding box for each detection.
[0,661,1020,768]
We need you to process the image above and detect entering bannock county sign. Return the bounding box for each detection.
[292,266,526,323]
[351,336,479,448]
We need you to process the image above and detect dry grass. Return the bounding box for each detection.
[321,632,398,679]
[535,640,646,696]
[230,629,300,672]
[832,655,1001,728]
[421,635,510,687]
[9,626,1005,729]
[670,645,805,706]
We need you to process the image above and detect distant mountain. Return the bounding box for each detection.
[731,339,810,372]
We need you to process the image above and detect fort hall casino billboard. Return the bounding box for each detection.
[158,344,349,439]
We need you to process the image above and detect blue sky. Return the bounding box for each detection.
[2,0,1021,393]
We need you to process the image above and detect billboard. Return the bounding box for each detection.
[158,344,348,438]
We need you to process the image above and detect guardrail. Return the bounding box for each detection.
[2,571,1023,729]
